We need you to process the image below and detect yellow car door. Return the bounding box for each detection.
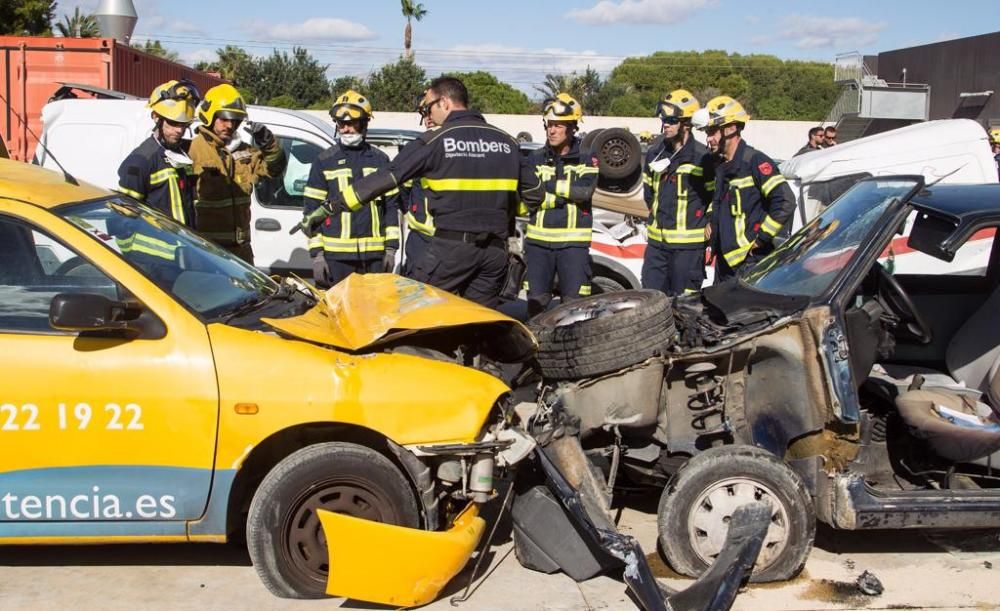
[0,203,219,542]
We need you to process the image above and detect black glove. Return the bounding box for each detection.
[251,123,275,149]
[312,254,330,287]
[381,248,397,273]
[297,193,347,236]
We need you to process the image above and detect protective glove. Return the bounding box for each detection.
[507,235,523,257]
[251,123,275,149]
[382,248,397,273]
[295,194,346,236]
[312,254,330,287]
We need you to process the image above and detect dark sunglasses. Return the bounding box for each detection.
[661,117,681,126]
[416,97,441,118]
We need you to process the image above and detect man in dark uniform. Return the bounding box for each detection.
[303,90,400,287]
[299,76,543,307]
[641,89,714,295]
[400,110,437,277]
[693,95,795,281]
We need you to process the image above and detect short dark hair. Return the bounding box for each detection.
[808,126,824,138]
[428,76,469,107]
[825,126,837,135]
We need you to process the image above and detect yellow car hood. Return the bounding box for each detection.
[264,274,536,361]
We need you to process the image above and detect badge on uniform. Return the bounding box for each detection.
[758,161,773,176]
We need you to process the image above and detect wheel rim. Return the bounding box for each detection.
[550,294,645,327]
[600,135,632,170]
[687,477,790,570]
[281,476,399,587]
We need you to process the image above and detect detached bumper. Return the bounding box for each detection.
[318,503,485,607]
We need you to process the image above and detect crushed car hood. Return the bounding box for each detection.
[702,280,810,326]
[263,274,537,360]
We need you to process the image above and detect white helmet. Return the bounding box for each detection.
[691,107,710,131]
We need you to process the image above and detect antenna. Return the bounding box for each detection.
[0,91,79,186]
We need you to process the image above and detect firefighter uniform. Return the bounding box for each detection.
[710,139,794,279]
[641,137,714,295]
[401,178,433,277]
[303,143,401,285]
[303,108,543,308]
[189,84,286,264]
[523,136,598,315]
[117,137,196,228]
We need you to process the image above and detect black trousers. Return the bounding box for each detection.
[641,245,705,295]
[327,257,385,286]
[403,230,431,278]
[525,243,592,317]
[410,236,507,308]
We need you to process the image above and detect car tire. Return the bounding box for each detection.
[657,445,815,583]
[529,289,674,380]
[592,274,627,294]
[591,128,641,180]
[247,442,420,599]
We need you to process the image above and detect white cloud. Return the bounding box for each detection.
[170,20,205,36]
[244,17,377,42]
[753,15,886,50]
[567,0,714,26]
[178,48,218,66]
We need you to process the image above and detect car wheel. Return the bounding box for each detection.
[247,442,420,598]
[592,274,627,294]
[657,445,815,583]
[591,128,641,180]
[529,289,674,380]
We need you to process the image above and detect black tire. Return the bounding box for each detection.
[657,445,815,583]
[580,128,603,156]
[591,128,641,180]
[592,274,627,294]
[246,442,420,599]
[529,289,674,380]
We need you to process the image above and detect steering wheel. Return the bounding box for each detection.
[877,264,932,344]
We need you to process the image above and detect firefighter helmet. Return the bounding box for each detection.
[990,127,1000,144]
[656,89,700,121]
[542,93,583,123]
[147,79,200,124]
[198,84,247,126]
[698,95,750,129]
[330,90,373,122]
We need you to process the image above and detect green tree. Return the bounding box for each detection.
[400,0,428,59]
[535,67,616,116]
[366,57,427,112]
[330,75,365,97]
[0,0,56,35]
[138,40,179,62]
[238,47,330,109]
[194,45,253,85]
[54,7,100,37]
[446,71,531,114]
[267,94,298,109]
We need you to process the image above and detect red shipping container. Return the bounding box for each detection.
[0,36,224,161]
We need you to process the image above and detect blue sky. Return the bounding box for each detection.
[60,0,999,95]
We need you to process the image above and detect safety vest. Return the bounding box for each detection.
[116,136,195,227]
[303,143,400,260]
[711,140,795,268]
[523,138,598,248]
[642,137,714,249]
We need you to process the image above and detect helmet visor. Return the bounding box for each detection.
[542,97,577,119]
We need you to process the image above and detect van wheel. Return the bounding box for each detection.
[247,442,420,598]
[657,445,815,583]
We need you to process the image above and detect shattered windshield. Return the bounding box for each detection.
[59,198,279,319]
[742,178,919,297]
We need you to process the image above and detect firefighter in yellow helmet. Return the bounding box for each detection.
[521,93,599,316]
[116,79,200,227]
[189,83,287,263]
[990,127,1000,181]
[694,95,794,281]
[302,90,402,286]
[640,89,715,295]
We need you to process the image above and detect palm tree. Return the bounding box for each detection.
[55,8,100,38]
[400,0,428,59]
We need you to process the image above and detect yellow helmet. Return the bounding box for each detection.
[542,93,583,123]
[990,127,1000,144]
[147,79,200,124]
[656,89,700,121]
[698,95,750,129]
[330,90,373,122]
[198,84,247,126]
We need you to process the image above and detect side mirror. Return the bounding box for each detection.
[49,293,162,337]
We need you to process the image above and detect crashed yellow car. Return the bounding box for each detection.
[0,159,535,605]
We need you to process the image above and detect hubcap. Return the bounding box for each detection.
[600,136,631,170]
[687,477,789,570]
[551,295,645,327]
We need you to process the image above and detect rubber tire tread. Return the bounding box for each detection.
[656,445,815,583]
[246,442,420,599]
[530,290,674,380]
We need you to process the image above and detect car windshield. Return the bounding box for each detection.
[742,178,919,297]
[59,197,279,319]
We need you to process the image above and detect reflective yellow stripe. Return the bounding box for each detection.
[536,166,556,181]
[370,200,381,238]
[540,192,558,210]
[115,233,177,261]
[318,235,386,253]
[647,227,706,244]
[676,173,688,232]
[116,185,143,200]
[729,176,754,188]
[578,284,592,296]
[761,175,786,197]
[525,224,592,243]
[149,168,178,184]
[575,166,598,175]
[723,242,753,266]
[308,235,322,249]
[195,196,251,208]
[761,215,782,237]
[406,211,435,236]
[166,173,185,224]
[344,184,361,211]
[705,181,715,192]
[676,163,703,176]
[385,226,400,241]
[420,178,518,191]
[323,168,353,180]
[567,204,577,230]
[340,211,351,240]
[642,173,653,186]
[555,179,570,199]
[304,186,328,201]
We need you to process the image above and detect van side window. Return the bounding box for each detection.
[0,216,120,334]
[257,137,323,209]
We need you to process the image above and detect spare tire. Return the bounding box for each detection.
[529,290,675,380]
[591,128,641,180]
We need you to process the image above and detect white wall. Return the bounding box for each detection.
[305,110,820,161]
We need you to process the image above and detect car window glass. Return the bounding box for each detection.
[0,216,120,334]
[258,137,323,209]
[884,211,995,277]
